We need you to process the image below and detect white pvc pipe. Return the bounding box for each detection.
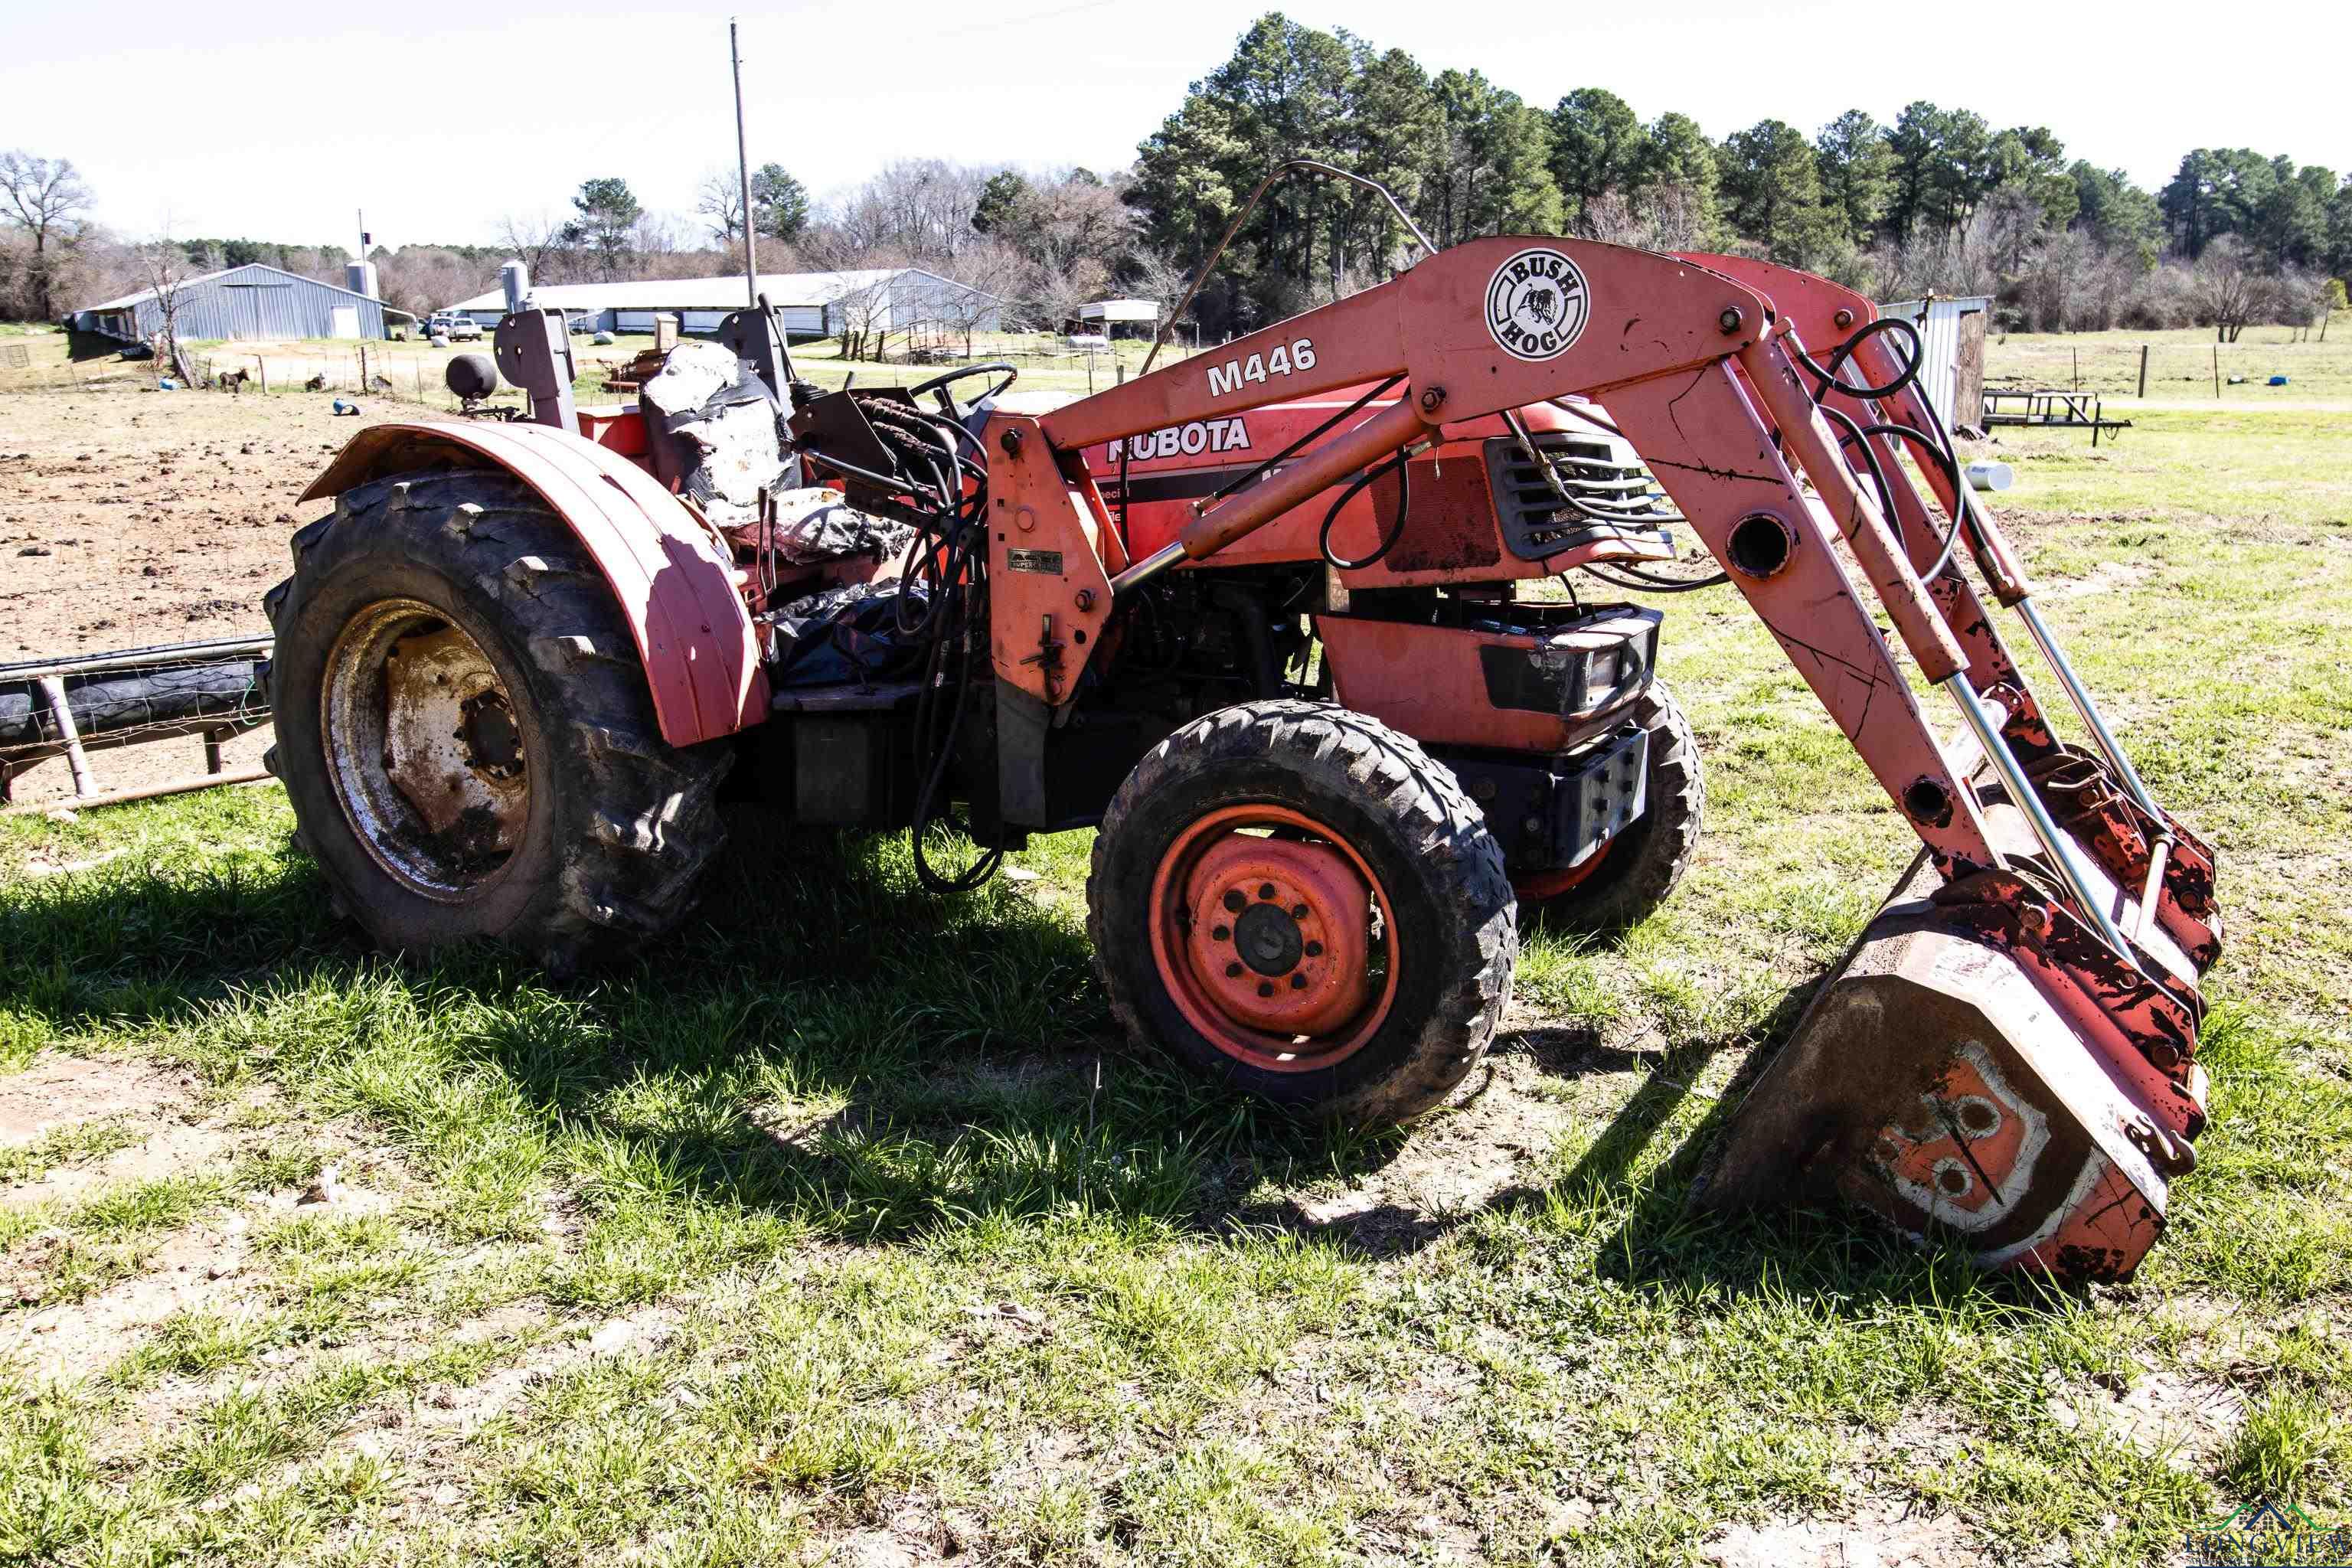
[1966,461,2014,493]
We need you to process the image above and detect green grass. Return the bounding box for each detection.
[1984,319,2352,404]
[0,411,2347,1564]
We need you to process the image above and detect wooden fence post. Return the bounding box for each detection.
[2212,345,2220,399]
[2136,343,2148,399]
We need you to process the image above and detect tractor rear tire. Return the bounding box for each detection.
[1519,680,1704,933]
[1088,699,1517,1128]
[262,469,730,974]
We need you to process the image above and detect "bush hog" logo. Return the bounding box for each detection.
[1485,247,1590,362]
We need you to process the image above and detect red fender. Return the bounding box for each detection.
[299,420,768,747]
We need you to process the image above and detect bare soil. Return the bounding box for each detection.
[0,387,419,805]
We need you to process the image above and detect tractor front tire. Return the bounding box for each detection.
[1088,700,1517,1128]
[262,469,729,973]
[1518,680,1704,933]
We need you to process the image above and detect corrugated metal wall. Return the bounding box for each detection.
[125,264,389,342]
[880,272,1001,334]
[1875,296,1989,433]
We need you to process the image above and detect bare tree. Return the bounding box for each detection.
[138,237,204,382]
[375,247,501,318]
[2189,236,2262,342]
[1019,256,1112,337]
[1124,249,1197,342]
[1575,185,1710,254]
[495,211,575,287]
[932,239,1024,351]
[0,150,94,319]
[825,263,905,362]
[831,161,988,264]
[697,170,746,247]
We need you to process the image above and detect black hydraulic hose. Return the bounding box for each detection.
[1582,560,1729,593]
[1856,418,1968,583]
[1203,376,1403,510]
[908,521,1003,894]
[1792,315,1924,402]
[1318,450,1411,571]
[1818,403,1902,535]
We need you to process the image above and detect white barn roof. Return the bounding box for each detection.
[80,262,388,315]
[1080,299,1160,322]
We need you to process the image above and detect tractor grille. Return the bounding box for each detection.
[1485,431,1675,562]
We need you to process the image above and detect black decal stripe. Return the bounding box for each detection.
[1097,464,1263,505]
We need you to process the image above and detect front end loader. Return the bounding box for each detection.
[262,168,2219,1282]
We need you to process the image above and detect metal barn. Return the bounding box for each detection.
[438,269,1004,341]
[73,263,398,342]
[1873,295,1992,433]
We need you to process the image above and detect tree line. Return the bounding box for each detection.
[1126,15,2350,341]
[7,18,2348,348]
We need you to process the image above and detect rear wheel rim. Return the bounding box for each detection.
[322,597,530,900]
[1147,804,1400,1073]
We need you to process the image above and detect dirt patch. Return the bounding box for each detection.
[1259,1047,1580,1253]
[2046,1368,2248,1465]
[0,1052,203,1148]
[5,1219,256,1370]
[2042,559,2155,599]
[1706,1507,1978,1567]
[0,390,418,658]
[0,386,433,806]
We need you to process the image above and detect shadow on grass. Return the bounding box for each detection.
[0,800,2066,1310]
[0,806,1418,1248]
[66,328,134,365]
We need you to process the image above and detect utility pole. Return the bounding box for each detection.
[731,19,757,308]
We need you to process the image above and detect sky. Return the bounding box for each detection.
[3,0,2343,251]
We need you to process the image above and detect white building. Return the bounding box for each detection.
[1077,299,1161,338]
[1875,295,1992,433]
[439,268,1002,341]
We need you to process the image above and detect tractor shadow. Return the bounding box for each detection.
[0,808,2024,1306]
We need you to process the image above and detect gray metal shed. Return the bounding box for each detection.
[74,263,397,343]
[439,268,1004,341]
[1874,295,1992,433]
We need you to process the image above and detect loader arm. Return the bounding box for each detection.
[1004,237,2012,876]
[998,234,2219,1281]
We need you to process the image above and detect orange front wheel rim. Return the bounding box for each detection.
[1512,839,1613,903]
[1147,805,1400,1073]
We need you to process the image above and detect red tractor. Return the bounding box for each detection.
[264,169,2220,1280]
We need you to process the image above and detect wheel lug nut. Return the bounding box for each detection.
[1226,962,1243,978]
[1289,903,1308,920]
[1256,982,1275,998]
[1289,973,1307,989]
[1211,925,1230,942]
[1223,890,1246,913]
[1258,883,1276,900]
[1305,940,1323,957]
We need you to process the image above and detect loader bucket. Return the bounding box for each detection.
[1697,841,2212,1285]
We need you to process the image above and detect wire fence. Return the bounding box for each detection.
[0,637,273,810]
[1980,332,2347,401]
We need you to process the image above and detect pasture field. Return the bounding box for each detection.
[0,383,2347,1564]
[1984,322,2352,406]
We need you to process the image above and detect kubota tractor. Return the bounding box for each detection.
[263,165,2220,1281]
